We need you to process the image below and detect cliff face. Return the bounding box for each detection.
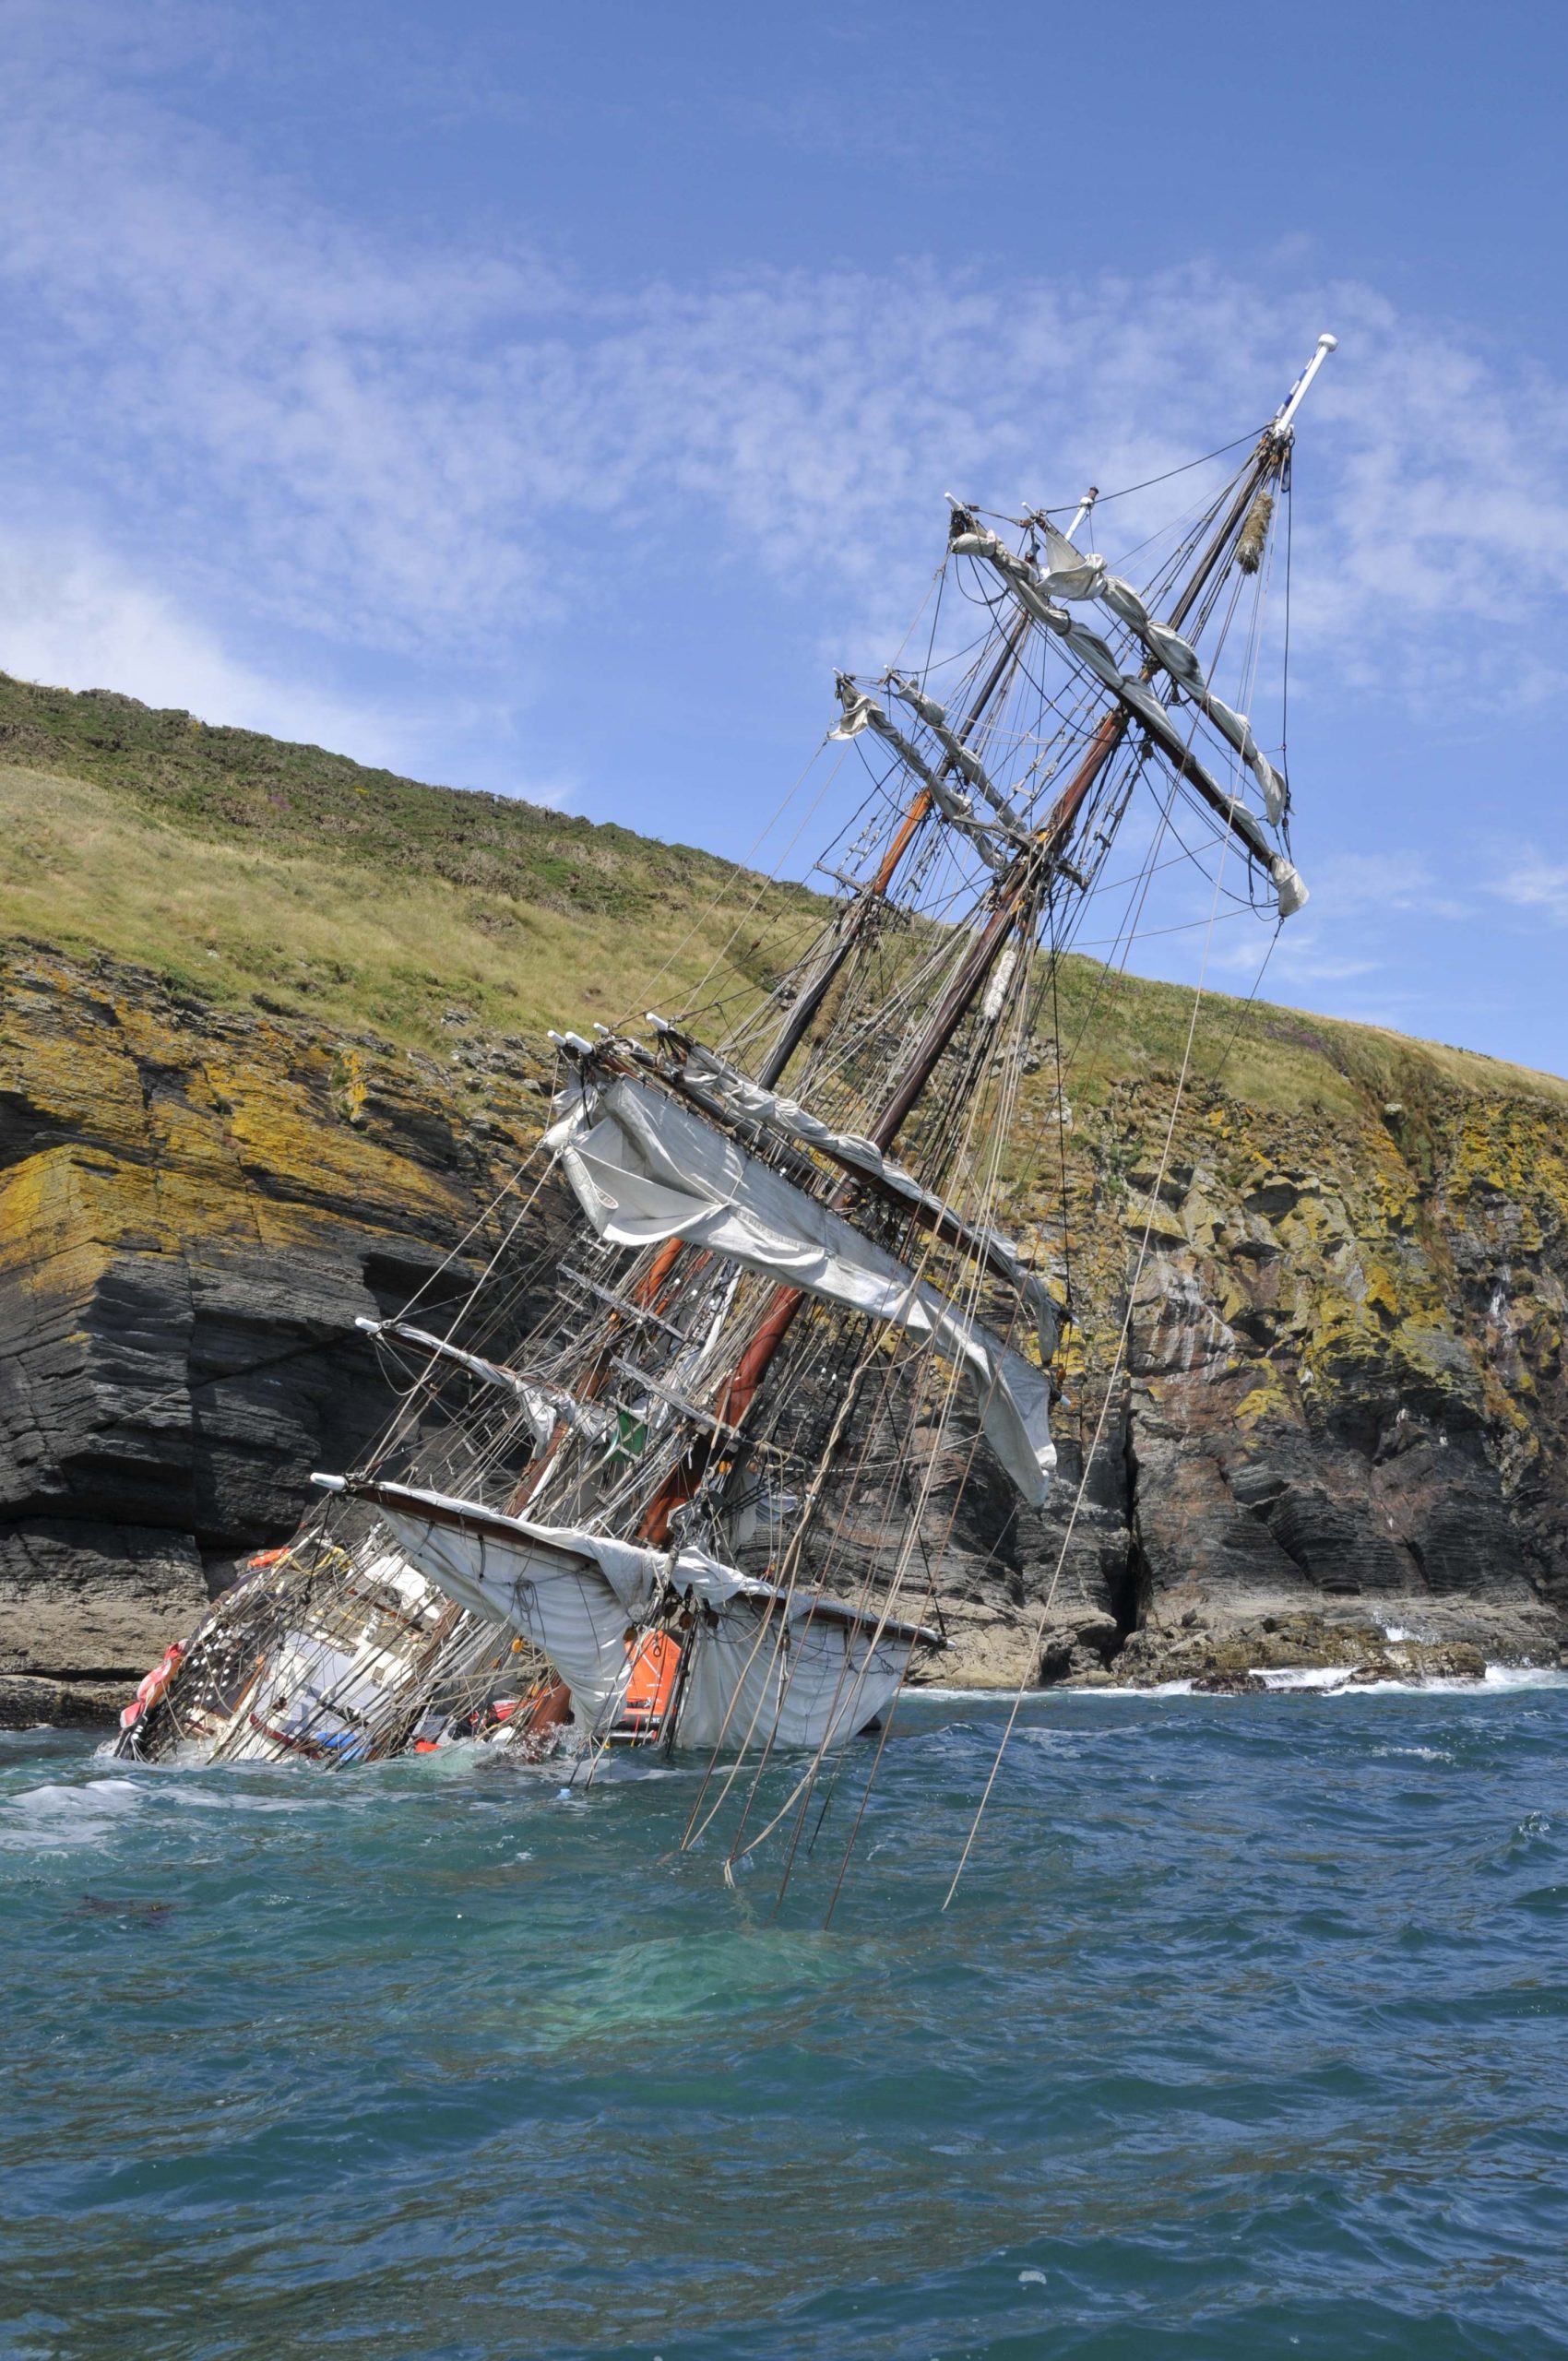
[2,944,1563,1721]
[0,944,552,1723]
[994,1052,1568,1689]
[0,674,1564,1714]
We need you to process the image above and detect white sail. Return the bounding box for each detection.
[675,1597,916,1750]
[545,1076,1055,1502]
[644,1022,1060,1360]
[828,676,1017,869]
[882,674,1030,835]
[315,1477,936,1750]
[952,514,1301,871]
[356,1317,613,1449]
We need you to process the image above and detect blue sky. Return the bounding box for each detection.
[4,0,1567,1070]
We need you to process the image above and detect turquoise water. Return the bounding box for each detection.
[4,1684,1568,2360]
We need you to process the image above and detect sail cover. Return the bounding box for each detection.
[545,1077,1055,1503]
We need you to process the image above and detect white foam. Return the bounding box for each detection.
[1255,1666,1360,1691]
[921,1664,1568,1708]
[0,1775,145,1849]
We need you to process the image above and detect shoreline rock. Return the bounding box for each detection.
[2,943,1566,1696]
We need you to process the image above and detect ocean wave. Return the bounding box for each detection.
[0,1774,146,1851]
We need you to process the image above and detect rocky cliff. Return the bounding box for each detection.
[0,944,555,1725]
[988,1046,1568,1691]
[1,677,1565,1716]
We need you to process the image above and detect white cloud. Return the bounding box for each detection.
[1493,861,1568,925]
[0,526,399,753]
[0,523,574,802]
[1303,852,1469,920]
[0,26,1565,717]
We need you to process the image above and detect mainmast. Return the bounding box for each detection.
[640,337,1336,1520]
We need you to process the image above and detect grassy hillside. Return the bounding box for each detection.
[2,670,1563,1121]
[0,673,822,1051]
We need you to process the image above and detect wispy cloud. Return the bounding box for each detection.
[4,11,1568,735]
[0,518,576,802]
[0,523,406,756]
[1304,852,1470,921]
[1493,860,1568,925]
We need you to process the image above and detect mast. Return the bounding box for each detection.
[675,341,1336,1493]
[756,603,1037,1088]
[639,514,1231,1534]
[877,426,1287,1121]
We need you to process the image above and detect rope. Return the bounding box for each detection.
[941,795,1242,1910]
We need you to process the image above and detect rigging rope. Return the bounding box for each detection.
[941,787,1245,1910]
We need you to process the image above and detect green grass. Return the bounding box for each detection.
[0,673,823,1051]
[2,668,1563,1115]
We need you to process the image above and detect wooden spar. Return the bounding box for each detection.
[635,710,1123,1544]
[866,709,1124,1152]
[631,598,1034,1537]
[756,608,1032,1089]
[1168,439,1279,631]
[861,431,1280,1156]
[864,433,1284,1134]
[636,440,1284,1542]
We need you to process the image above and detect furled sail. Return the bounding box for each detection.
[881,674,1032,836]
[312,1476,938,1750]
[828,675,1024,868]
[355,1317,612,1451]
[544,1076,1055,1502]
[1040,520,1292,826]
[949,513,1301,900]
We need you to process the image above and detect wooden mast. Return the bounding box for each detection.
[755,603,1035,1088]
[634,435,1287,1536]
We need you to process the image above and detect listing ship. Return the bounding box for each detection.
[115,338,1335,1872]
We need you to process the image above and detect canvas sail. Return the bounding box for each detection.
[545,1076,1055,1503]
[316,1477,938,1750]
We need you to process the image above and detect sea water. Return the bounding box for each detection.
[3,1683,1567,2360]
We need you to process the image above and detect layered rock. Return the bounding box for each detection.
[1,943,1565,1720]
[1008,1057,1568,1687]
[0,944,552,1716]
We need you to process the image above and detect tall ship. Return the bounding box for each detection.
[115,339,1335,1878]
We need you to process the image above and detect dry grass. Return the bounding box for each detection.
[2,763,819,1053]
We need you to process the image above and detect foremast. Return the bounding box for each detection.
[605,337,1335,1546]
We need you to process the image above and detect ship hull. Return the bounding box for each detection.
[373,1498,917,1754]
